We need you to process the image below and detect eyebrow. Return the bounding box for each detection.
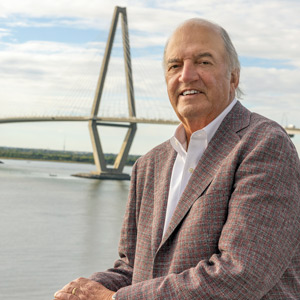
[195,52,214,60]
[167,58,181,65]
[167,52,214,65]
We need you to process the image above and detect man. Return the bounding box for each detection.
[54,18,300,299]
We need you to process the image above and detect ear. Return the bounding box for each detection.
[230,69,240,89]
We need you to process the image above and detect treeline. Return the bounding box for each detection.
[0,147,140,166]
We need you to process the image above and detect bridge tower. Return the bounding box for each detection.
[78,6,137,180]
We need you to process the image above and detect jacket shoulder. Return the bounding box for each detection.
[134,139,174,167]
[228,101,289,138]
[244,111,291,139]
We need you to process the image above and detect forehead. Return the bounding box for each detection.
[165,23,226,61]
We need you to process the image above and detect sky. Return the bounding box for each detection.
[0,0,300,156]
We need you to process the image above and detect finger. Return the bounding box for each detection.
[56,284,81,296]
[61,277,88,294]
[60,284,80,294]
[54,291,78,300]
[54,278,87,299]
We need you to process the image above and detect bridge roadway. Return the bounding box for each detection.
[0,116,179,125]
[1,116,299,136]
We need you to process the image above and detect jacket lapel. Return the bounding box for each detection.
[160,101,251,246]
[151,143,177,256]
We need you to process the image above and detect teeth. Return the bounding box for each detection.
[182,90,200,96]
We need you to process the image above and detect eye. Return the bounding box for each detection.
[199,60,211,65]
[168,64,180,71]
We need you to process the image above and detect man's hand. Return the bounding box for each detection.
[53,277,115,300]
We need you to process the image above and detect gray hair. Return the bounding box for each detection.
[163,18,243,99]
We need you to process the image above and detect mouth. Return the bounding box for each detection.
[180,89,202,96]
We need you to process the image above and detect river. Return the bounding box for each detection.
[0,159,130,299]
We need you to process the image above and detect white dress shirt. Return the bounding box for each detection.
[163,99,237,236]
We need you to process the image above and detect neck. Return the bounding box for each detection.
[182,122,205,149]
[181,116,211,148]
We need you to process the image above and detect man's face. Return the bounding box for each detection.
[165,23,239,130]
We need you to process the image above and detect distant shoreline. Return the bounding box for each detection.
[0,156,90,165]
[0,147,140,166]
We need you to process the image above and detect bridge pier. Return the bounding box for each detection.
[73,171,131,180]
[75,6,136,180]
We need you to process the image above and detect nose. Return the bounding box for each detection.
[179,61,199,83]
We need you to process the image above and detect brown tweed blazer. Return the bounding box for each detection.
[90,101,300,299]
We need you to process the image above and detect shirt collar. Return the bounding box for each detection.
[170,98,237,153]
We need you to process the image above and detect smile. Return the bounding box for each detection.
[181,89,201,96]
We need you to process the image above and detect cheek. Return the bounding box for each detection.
[166,78,178,101]
[204,76,221,94]
[199,71,217,88]
[211,74,231,95]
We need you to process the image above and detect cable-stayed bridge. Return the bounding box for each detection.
[0,6,179,180]
[1,6,299,179]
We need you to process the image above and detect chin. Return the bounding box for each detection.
[178,104,210,119]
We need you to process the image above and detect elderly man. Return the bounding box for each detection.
[54,18,300,299]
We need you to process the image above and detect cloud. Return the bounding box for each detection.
[241,66,300,125]
[0,28,11,40]
[1,0,113,18]
[0,39,101,115]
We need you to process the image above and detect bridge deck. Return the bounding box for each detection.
[0,116,179,125]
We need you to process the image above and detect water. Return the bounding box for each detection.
[0,159,130,299]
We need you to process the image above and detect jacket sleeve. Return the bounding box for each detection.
[89,162,139,292]
[114,125,300,299]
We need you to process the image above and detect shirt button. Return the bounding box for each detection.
[188,168,194,173]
